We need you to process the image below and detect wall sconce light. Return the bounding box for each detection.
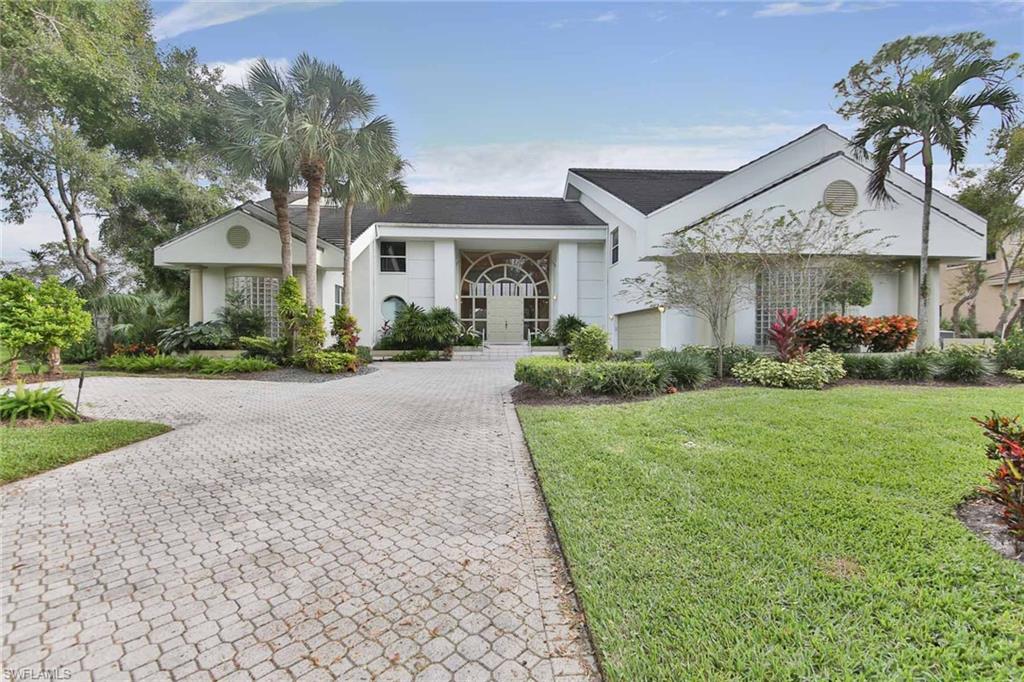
[609,314,614,320]
[552,295,558,301]
[657,305,666,313]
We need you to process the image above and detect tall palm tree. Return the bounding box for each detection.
[851,57,1018,349]
[329,116,409,310]
[285,54,375,311]
[221,59,298,278]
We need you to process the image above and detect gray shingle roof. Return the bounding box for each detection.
[256,194,605,247]
[569,168,730,215]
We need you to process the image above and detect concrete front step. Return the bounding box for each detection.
[452,343,560,361]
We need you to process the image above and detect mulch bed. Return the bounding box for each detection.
[243,365,378,383]
[957,498,1023,564]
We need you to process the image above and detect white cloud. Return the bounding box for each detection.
[154,1,289,40]
[592,11,618,23]
[208,57,290,86]
[754,2,887,18]
[1,210,101,266]
[548,10,619,30]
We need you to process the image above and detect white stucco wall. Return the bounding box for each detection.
[577,242,606,327]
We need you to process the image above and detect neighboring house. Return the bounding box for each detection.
[154,125,986,350]
[940,240,1024,334]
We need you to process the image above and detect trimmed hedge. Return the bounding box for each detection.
[98,354,276,375]
[514,356,664,397]
[841,353,893,380]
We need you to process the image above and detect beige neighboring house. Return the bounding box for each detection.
[941,236,1024,334]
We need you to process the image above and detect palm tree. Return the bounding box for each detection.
[221,59,298,278]
[851,57,1018,349]
[285,54,375,311]
[329,116,409,310]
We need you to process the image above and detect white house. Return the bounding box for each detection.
[154,125,987,349]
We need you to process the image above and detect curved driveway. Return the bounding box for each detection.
[1,362,596,681]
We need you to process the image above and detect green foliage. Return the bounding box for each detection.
[36,277,91,350]
[391,349,442,362]
[514,356,664,396]
[297,307,326,353]
[646,350,712,390]
[733,348,845,389]
[112,291,185,345]
[98,354,274,375]
[239,336,289,364]
[649,346,758,379]
[552,314,586,346]
[821,261,873,313]
[355,346,372,365]
[529,330,558,347]
[840,353,893,380]
[994,329,1024,370]
[1003,369,1024,382]
[889,353,935,381]
[330,306,361,353]
[0,276,90,373]
[386,305,461,350]
[608,349,640,362]
[974,413,1024,541]
[569,325,610,363]
[157,322,234,354]
[0,276,45,366]
[935,348,993,383]
[298,349,359,374]
[457,332,484,347]
[0,383,78,424]
[276,276,306,340]
[218,291,266,339]
[63,335,99,364]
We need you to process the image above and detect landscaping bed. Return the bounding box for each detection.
[243,364,378,383]
[518,385,1024,679]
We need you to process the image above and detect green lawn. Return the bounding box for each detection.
[518,385,1024,680]
[0,420,171,484]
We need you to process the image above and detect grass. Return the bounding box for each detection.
[517,385,1024,680]
[0,420,171,484]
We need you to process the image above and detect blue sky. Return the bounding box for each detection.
[2,1,1022,261]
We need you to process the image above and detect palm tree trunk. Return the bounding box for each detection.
[343,195,355,310]
[917,141,933,350]
[302,160,324,313]
[269,186,293,279]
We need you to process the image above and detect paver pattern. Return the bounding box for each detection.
[1,362,597,681]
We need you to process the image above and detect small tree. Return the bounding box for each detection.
[0,276,45,380]
[822,260,874,314]
[331,306,361,353]
[276,276,305,356]
[36,277,91,375]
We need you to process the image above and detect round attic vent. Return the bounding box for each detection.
[823,180,858,216]
[226,225,250,249]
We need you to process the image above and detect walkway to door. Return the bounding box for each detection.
[1,362,596,681]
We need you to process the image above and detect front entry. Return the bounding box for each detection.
[486,296,524,342]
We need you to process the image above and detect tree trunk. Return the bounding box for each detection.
[950,263,983,338]
[269,184,293,279]
[6,358,18,382]
[916,141,933,350]
[47,346,62,376]
[343,195,355,310]
[302,160,325,313]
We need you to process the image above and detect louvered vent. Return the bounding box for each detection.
[226,225,250,249]
[823,180,858,216]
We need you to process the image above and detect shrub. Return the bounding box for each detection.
[157,322,233,354]
[530,331,558,347]
[297,307,326,354]
[865,315,918,352]
[198,358,276,375]
[1005,369,1024,382]
[552,314,586,346]
[112,343,158,357]
[98,353,275,374]
[889,353,934,381]
[63,335,98,364]
[800,314,869,352]
[647,350,712,389]
[608,349,639,362]
[457,331,483,347]
[841,353,892,380]
[514,357,587,395]
[582,361,665,397]
[387,305,461,350]
[300,350,359,373]
[391,349,441,362]
[0,383,78,423]
[276,276,306,344]
[973,413,1024,541]
[935,349,993,383]
[330,306,361,353]
[733,348,845,390]
[218,291,266,339]
[767,309,806,361]
[356,345,372,365]
[569,325,610,362]
[239,336,289,364]
[994,329,1024,371]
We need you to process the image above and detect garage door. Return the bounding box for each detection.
[617,309,661,351]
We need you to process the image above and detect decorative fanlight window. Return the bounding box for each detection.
[823,180,858,216]
[226,225,251,248]
[459,251,551,339]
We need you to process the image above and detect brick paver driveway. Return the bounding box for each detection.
[1,362,596,681]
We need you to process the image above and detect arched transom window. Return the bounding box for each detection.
[459,252,551,339]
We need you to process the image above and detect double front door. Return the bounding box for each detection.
[486,296,524,343]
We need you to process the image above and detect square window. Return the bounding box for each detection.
[611,228,619,265]
[380,241,406,272]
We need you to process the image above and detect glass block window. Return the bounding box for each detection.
[611,228,619,264]
[380,241,406,272]
[755,268,834,346]
[228,275,281,338]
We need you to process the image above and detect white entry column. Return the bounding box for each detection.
[188,267,204,324]
[555,242,578,319]
[433,239,457,312]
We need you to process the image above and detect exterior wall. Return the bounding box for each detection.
[576,242,606,327]
[554,242,578,319]
[941,261,1024,333]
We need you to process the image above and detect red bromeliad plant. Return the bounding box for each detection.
[768,308,806,361]
[973,413,1024,541]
